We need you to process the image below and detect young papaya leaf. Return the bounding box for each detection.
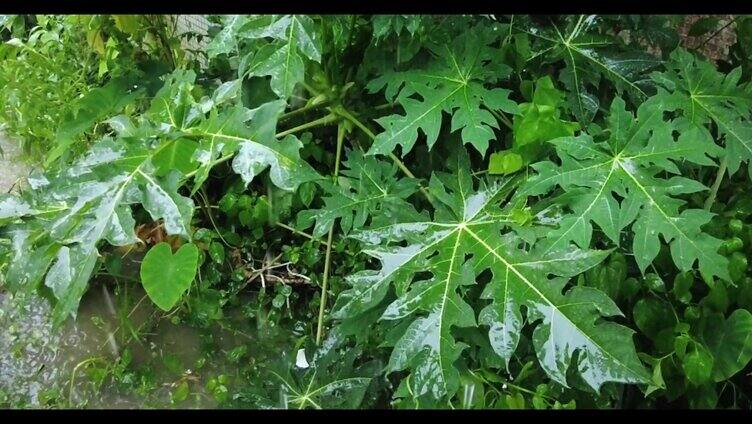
[140,242,199,311]
[489,76,578,175]
[488,151,524,175]
[296,149,422,238]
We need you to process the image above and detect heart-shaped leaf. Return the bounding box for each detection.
[140,242,199,311]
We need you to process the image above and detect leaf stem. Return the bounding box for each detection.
[315,123,345,345]
[275,221,329,247]
[275,113,340,139]
[704,155,727,211]
[332,106,434,204]
[489,108,514,130]
[279,98,331,122]
[374,102,395,111]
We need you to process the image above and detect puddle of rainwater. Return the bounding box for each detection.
[0,265,293,408]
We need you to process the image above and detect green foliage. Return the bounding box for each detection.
[296,149,422,238]
[3,14,752,410]
[651,49,752,177]
[489,76,578,175]
[367,26,518,156]
[520,96,727,282]
[334,153,648,401]
[0,15,188,163]
[140,242,199,311]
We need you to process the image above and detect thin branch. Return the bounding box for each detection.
[275,221,329,247]
[279,98,331,122]
[489,108,514,130]
[275,113,340,139]
[316,122,346,345]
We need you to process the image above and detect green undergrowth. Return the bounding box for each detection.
[2,14,752,409]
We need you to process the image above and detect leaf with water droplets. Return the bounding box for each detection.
[333,151,648,402]
[520,96,728,282]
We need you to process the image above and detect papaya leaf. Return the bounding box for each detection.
[651,48,752,177]
[296,149,422,238]
[367,27,518,157]
[517,15,662,125]
[333,152,649,401]
[520,96,728,282]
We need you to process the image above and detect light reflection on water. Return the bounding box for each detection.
[0,281,272,408]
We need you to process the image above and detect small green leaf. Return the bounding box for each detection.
[208,241,225,264]
[682,347,714,386]
[171,381,190,403]
[488,151,524,175]
[140,242,199,311]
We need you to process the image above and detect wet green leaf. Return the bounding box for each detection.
[368,28,518,156]
[520,95,728,282]
[333,152,648,401]
[140,242,199,311]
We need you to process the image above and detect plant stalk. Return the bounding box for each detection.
[276,113,339,138]
[489,108,514,130]
[704,155,728,211]
[332,106,434,204]
[279,98,331,122]
[315,123,346,345]
[275,222,329,247]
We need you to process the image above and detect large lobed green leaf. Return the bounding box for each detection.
[367,26,518,157]
[333,152,649,401]
[651,48,752,177]
[0,70,322,324]
[520,95,728,283]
